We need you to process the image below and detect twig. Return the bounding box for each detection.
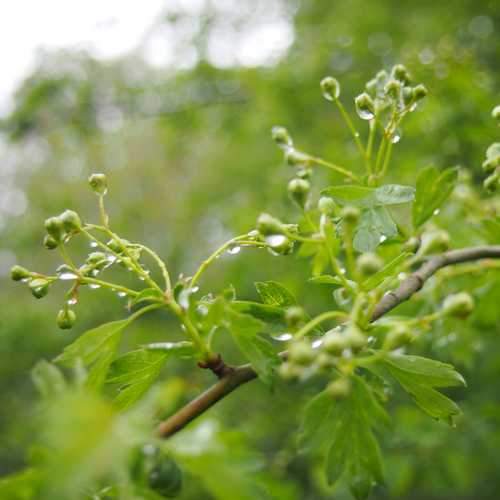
[157,245,500,439]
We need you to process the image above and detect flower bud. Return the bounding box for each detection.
[483,173,499,193]
[326,377,351,400]
[57,308,76,330]
[491,105,500,122]
[285,306,306,329]
[418,230,450,256]
[412,84,428,101]
[486,143,500,160]
[402,86,414,106]
[482,157,500,173]
[403,236,420,254]
[341,205,360,225]
[288,178,310,208]
[384,79,401,99]
[60,209,82,233]
[354,92,375,120]
[256,213,284,236]
[278,361,302,381]
[344,325,367,353]
[320,76,341,101]
[284,149,310,167]
[267,236,294,256]
[44,216,64,242]
[383,325,412,350]
[442,292,474,319]
[10,265,30,282]
[43,235,59,250]
[88,173,108,195]
[288,341,315,366]
[317,196,336,215]
[315,352,335,370]
[357,253,383,276]
[322,330,348,356]
[391,64,410,84]
[29,279,50,299]
[271,126,292,149]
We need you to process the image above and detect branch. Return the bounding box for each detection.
[157,245,500,439]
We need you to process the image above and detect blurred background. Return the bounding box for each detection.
[0,1,499,498]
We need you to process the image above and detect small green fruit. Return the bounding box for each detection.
[483,173,499,193]
[318,196,336,215]
[418,230,450,256]
[43,235,59,250]
[278,361,302,381]
[357,253,383,276]
[442,292,474,319]
[57,309,77,330]
[391,64,410,84]
[320,76,341,101]
[384,79,401,98]
[60,209,82,232]
[344,325,367,353]
[403,236,420,254]
[486,143,500,160]
[11,265,30,282]
[148,456,183,498]
[88,173,108,195]
[315,352,335,370]
[384,325,413,350]
[256,213,284,236]
[491,105,500,122]
[29,279,50,299]
[341,205,360,225]
[288,178,310,208]
[412,84,428,100]
[44,216,64,241]
[284,149,310,167]
[288,341,315,365]
[322,330,348,356]
[482,157,499,173]
[271,126,292,149]
[326,378,351,400]
[354,92,375,120]
[285,306,306,329]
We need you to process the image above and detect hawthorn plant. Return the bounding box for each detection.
[4,65,500,500]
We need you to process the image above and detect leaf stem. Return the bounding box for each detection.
[295,310,348,340]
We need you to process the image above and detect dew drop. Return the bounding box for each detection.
[191,286,200,293]
[90,241,98,248]
[117,291,127,298]
[139,276,145,281]
[356,108,375,120]
[91,269,100,277]
[89,283,101,289]
[433,208,440,215]
[247,230,259,238]
[265,234,287,248]
[107,255,117,263]
[409,102,418,112]
[390,128,402,144]
[67,297,78,305]
[398,272,407,280]
[227,246,241,255]
[312,339,323,349]
[59,272,77,280]
[272,333,293,342]
[379,235,387,243]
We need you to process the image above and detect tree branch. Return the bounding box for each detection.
[157,245,500,439]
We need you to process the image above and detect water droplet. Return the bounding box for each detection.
[247,230,259,238]
[433,208,440,215]
[59,272,77,280]
[107,255,117,263]
[139,276,145,281]
[265,234,287,248]
[272,333,293,342]
[227,246,241,255]
[312,339,323,349]
[91,269,100,277]
[379,235,387,243]
[409,102,418,112]
[356,108,375,120]
[398,272,407,280]
[117,291,127,298]
[90,241,98,248]
[390,128,402,144]
[67,297,78,305]
[191,286,200,293]
[89,283,101,289]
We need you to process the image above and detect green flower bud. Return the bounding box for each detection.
[271,126,293,149]
[403,236,420,254]
[341,205,360,225]
[412,84,428,101]
[391,64,410,84]
[88,173,108,195]
[384,79,401,99]
[57,309,76,330]
[148,455,183,498]
[60,209,82,233]
[318,196,336,215]
[442,292,474,319]
[278,361,302,381]
[483,173,499,193]
[296,167,313,179]
[383,325,413,350]
[326,377,351,400]
[11,265,31,282]
[288,178,310,208]
[482,157,500,173]
[357,253,383,276]
[288,341,315,366]
[284,149,310,167]
[256,213,284,236]
[491,105,500,122]
[267,235,294,256]
[402,86,414,106]
[44,216,64,241]
[315,352,335,370]
[344,325,367,353]
[486,143,500,160]
[322,330,348,356]
[418,230,450,256]
[354,92,375,120]
[285,306,306,329]
[29,279,49,299]
[43,235,59,250]
[320,76,341,101]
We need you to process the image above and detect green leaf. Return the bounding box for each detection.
[374,184,415,205]
[362,252,411,290]
[142,341,196,357]
[32,360,67,399]
[412,166,458,228]
[231,300,285,323]
[308,275,345,286]
[107,348,170,409]
[254,281,296,307]
[130,287,164,306]
[0,468,42,500]
[322,185,375,207]
[382,353,465,423]
[224,309,279,384]
[55,319,129,390]
[353,206,397,252]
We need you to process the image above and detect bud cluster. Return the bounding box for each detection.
[482,139,500,193]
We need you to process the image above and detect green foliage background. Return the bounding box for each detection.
[1,1,499,498]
